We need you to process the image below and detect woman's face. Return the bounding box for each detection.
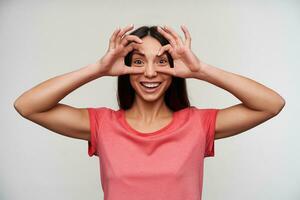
[129,35,173,102]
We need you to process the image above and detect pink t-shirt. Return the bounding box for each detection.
[87,106,219,200]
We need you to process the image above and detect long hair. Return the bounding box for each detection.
[117,25,190,111]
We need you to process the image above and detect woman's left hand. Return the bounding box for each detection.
[156,25,205,79]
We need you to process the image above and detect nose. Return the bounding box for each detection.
[144,63,157,77]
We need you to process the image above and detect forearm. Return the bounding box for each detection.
[194,62,285,114]
[14,63,103,116]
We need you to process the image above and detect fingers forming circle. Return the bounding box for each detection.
[155,66,175,76]
[116,24,134,45]
[157,26,177,48]
[122,42,140,56]
[124,66,145,75]
[120,35,143,46]
[163,26,184,47]
[157,44,173,56]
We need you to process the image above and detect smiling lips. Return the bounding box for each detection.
[140,82,161,88]
[140,82,162,91]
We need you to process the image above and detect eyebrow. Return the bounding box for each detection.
[132,50,166,57]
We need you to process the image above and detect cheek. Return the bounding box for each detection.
[129,76,134,87]
[163,76,173,89]
[167,79,172,88]
[129,74,137,82]
[163,75,172,83]
[129,75,140,88]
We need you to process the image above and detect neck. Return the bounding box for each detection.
[125,95,173,122]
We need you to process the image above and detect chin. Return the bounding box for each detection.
[139,93,164,102]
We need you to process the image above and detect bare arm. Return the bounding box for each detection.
[195,62,286,140]
[14,64,103,141]
[14,64,101,116]
[13,25,145,142]
[154,25,285,140]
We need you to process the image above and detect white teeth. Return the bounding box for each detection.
[141,82,160,88]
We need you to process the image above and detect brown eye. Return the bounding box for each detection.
[133,59,143,65]
[159,59,168,65]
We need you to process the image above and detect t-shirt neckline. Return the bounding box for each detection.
[120,109,178,137]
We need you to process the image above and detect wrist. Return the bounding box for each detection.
[84,63,105,79]
[192,61,210,80]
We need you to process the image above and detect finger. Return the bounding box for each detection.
[180,24,191,48]
[120,35,143,46]
[123,66,145,75]
[116,24,134,45]
[157,26,177,48]
[157,44,173,56]
[163,25,184,47]
[122,42,140,56]
[155,66,176,76]
[109,27,121,49]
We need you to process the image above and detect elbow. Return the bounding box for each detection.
[13,100,23,116]
[269,97,286,116]
[13,99,29,118]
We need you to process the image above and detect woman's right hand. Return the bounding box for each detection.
[94,24,145,77]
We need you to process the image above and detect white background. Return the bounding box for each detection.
[1,0,299,199]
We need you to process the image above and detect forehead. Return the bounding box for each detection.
[132,36,162,56]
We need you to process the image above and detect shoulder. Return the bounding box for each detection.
[188,106,219,120]
[189,105,219,112]
[87,106,114,117]
[88,106,116,111]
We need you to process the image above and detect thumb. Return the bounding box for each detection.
[123,65,145,75]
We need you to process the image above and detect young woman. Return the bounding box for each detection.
[14,24,285,200]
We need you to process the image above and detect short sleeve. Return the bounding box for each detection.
[87,107,107,157]
[204,109,219,158]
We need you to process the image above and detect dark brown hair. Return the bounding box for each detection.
[117,25,190,111]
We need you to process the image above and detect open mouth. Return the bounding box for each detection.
[140,82,162,91]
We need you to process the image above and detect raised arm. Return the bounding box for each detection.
[13,64,103,141]
[154,24,285,140]
[13,24,145,141]
[195,62,285,140]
